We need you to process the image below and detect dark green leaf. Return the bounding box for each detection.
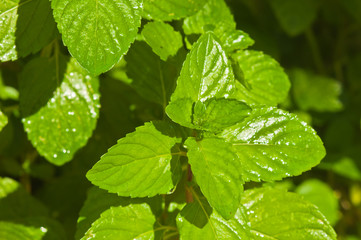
[320,157,361,181]
[125,41,180,108]
[142,21,183,61]
[0,0,57,61]
[0,177,67,239]
[185,137,243,219]
[341,0,361,24]
[268,0,320,36]
[20,217,67,240]
[0,221,45,240]
[242,187,337,239]
[51,0,142,75]
[0,177,49,220]
[220,107,326,182]
[87,121,183,197]
[19,55,67,117]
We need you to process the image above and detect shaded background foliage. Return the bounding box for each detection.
[0,0,360,239]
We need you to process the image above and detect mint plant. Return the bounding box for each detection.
[4,0,361,239]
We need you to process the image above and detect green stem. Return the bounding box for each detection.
[305,28,325,74]
[163,231,179,240]
[20,151,38,193]
[2,105,19,114]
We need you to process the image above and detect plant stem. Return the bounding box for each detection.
[305,28,326,74]
[163,231,179,240]
[20,151,38,193]
[186,164,194,203]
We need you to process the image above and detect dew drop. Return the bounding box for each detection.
[72,128,77,132]
[93,94,99,100]
[53,154,57,158]
[40,227,47,233]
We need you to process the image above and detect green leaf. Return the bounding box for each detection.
[125,41,180,108]
[182,1,254,53]
[170,32,235,101]
[0,177,18,199]
[291,69,343,112]
[76,187,131,239]
[231,50,290,106]
[193,98,251,132]
[220,107,326,182]
[185,137,243,219]
[177,198,251,239]
[142,21,183,61]
[81,203,156,240]
[218,29,254,54]
[320,157,361,181]
[51,0,142,75]
[242,187,337,239]
[0,221,45,240]
[166,32,235,127]
[87,121,183,197]
[76,187,164,239]
[164,98,194,129]
[0,0,57,61]
[0,72,19,100]
[142,0,208,21]
[183,0,235,36]
[268,0,320,36]
[22,57,100,166]
[296,179,339,226]
[0,111,7,132]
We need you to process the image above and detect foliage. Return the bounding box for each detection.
[1,0,361,239]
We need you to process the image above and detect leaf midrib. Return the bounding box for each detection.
[102,151,183,164]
